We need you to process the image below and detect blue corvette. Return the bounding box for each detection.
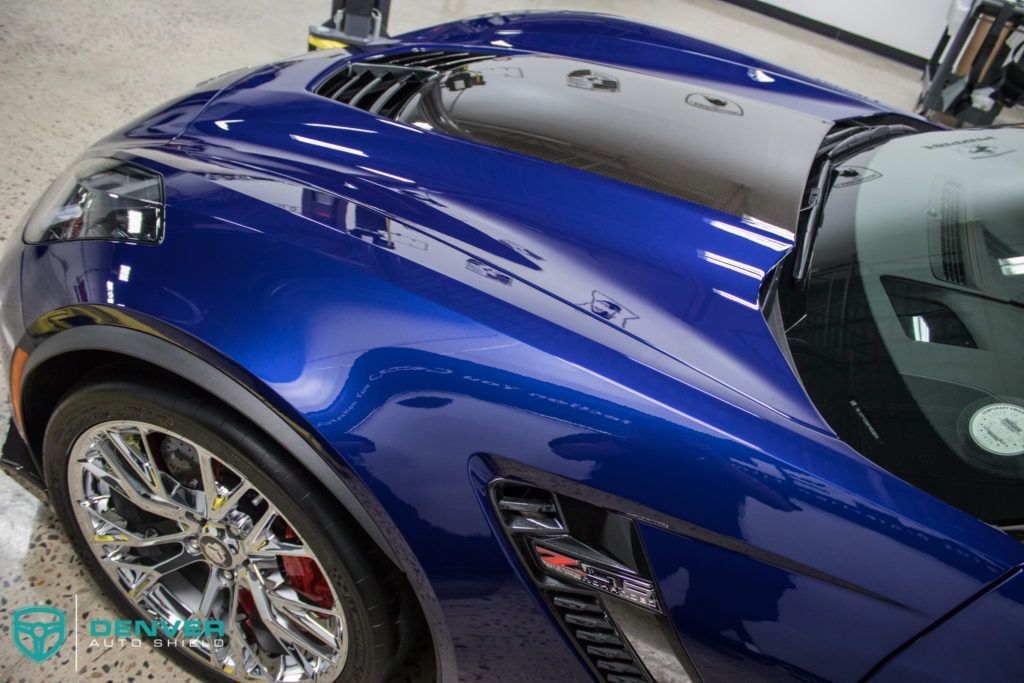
[2,10,1023,683]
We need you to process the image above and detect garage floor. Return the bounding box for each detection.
[0,1,1019,681]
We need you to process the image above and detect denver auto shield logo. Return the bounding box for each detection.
[12,606,66,663]
[10,600,224,668]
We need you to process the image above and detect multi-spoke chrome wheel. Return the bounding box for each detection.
[67,420,348,682]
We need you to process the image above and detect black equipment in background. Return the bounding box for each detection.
[308,0,397,50]
[919,0,1024,126]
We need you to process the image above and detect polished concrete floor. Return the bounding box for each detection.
[0,1,1018,680]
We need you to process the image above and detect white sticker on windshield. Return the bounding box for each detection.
[969,403,1024,456]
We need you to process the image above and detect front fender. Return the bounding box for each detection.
[14,312,459,679]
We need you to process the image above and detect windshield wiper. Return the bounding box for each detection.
[792,124,920,286]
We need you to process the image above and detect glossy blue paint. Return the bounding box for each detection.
[3,11,1022,682]
[868,569,1024,683]
[400,12,892,121]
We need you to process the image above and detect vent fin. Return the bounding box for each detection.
[498,497,557,514]
[494,486,565,534]
[551,590,651,683]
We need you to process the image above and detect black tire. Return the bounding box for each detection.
[42,373,403,682]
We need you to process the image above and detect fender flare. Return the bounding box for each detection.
[20,317,456,679]
[24,322,404,564]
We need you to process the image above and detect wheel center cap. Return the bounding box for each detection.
[199,535,234,568]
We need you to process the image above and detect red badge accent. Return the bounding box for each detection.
[536,546,586,576]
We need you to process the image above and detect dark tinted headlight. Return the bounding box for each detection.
[24,158,163,244]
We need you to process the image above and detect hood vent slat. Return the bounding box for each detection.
[316,49,497,117]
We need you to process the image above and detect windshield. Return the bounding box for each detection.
[779,128,1024,524]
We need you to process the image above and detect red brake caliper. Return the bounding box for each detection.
[238,588,256,636]
[279,523,334,608]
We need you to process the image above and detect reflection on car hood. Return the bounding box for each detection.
[168,12,921,432]
[406,52,833,229]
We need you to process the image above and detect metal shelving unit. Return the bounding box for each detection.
[919,0,1024,126]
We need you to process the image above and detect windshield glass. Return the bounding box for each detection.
[779,128,1024,524]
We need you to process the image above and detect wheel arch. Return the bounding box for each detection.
[21,321,403,558]
[17,312,453,679]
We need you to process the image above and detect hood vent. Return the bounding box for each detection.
[316,50,496,118]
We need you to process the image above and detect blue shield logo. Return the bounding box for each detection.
[12,606,66,663]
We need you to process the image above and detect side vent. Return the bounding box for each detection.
[316,49,496,117]
[551,590,648,683]
[490,480,700,683]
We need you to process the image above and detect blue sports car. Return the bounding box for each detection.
[2,10,1023,683]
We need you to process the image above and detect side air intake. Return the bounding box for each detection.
[490,480,701,683]
[551,589,648,683]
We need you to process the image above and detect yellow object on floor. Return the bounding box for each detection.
[308,34,348,50]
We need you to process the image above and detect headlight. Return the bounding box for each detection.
[23,158,164,244]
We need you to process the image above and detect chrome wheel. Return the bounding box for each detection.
[67,420,348,682]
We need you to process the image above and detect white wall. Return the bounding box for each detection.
[759,0,951,58]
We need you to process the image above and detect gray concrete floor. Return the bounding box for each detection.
[0,1,1019,681]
